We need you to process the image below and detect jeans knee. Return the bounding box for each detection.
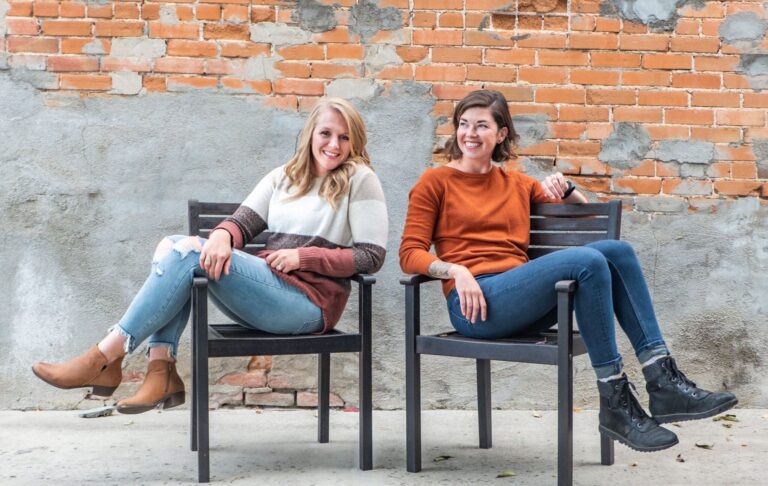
[576,247,609,274]
[589,239,635,261]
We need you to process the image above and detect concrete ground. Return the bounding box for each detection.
[1,408,765,485]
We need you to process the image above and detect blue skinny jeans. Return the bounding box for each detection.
[114,235,323,358]
[447,240,669,379]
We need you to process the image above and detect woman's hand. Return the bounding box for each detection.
[541,172,569,199]
[265,249,300,273]
[450,265,487,324]
[199,229,232,281]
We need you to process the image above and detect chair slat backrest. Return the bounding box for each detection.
[188,200,268,255]
[528,201,622,260]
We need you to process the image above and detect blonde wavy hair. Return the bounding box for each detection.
[284,98,372,209]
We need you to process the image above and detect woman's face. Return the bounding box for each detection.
[456,107,507,164]
[311,108,351,176]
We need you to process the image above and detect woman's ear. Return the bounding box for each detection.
[498,126,509,144]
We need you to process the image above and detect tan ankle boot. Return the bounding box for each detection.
[32,345,123,397]
[116,360,185,414]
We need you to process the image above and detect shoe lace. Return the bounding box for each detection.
[664,357,697,394]
[617,379,651,425]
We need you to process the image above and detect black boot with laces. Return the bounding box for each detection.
[597,373,678,452]
[643,356,738,424]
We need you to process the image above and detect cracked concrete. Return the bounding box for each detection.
[600,0,704,30]
[720,11,767,45]
[512,114,549,148]
[752,140,768,178]
[250,22,311,46]
[349,0,403,41]
[653,140,715,165]
[598,122,651,169]
[737,54,768,91]
[292,0,338,33]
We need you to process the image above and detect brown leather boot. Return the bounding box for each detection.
[32,345,123,397]
[116,360,185,414]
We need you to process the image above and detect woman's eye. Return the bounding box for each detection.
[320,131,330,136]
[341,135,349,141]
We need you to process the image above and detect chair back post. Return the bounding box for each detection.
[606,200,622,240]
[188,199,201,237]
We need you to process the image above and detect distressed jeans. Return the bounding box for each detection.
[114,235,323,358]
[447,240,669,379]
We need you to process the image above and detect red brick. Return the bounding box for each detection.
[691,91,739,107]
[141,4,160,21]
[166,40,217,58]
[143,75,167,92]
[222,4,248,22]
[642,54,692,70]
[250,6,274,23]
[646,125,689,140]
[670,36,720,53]
[203,23,249,40]
[613,107,662,123]
[413,29,462,46]
[432,83,481,100]
[569,33,618,50]
[41,20,93,36]
[694,55,739,72]
[413,11,436,28]
[591,52,640,68]
[638,91,688,106]
[723,74,751,89]
[517,34,567,48]
[376,64,413,80]
[665,109,714,125]
[33,1,60,17]
[148,22,199,39]
[8,1,34,17]
[196,4,221,21]
[613,178,662,194]
[691,127,741,143]
[6,18,40,36]
[95,20,144,37]
[393,46,426,62]
[675,19,700,35]
[220,42,270,58]
[296,391,344,408]
[571,15,595,31]
[416,64,466,82]
[221,78,271,95]
[671,72,721,89]
[620,34,669,51]
[621,70,671,87]
[595,17,621,33]
[276,61,311,78]
[570,69,619,86]
[439,11,464,28]
[61,37,109,55]
[432,47,482,64]
[535,87,585,104]
[87,4,112,18]
[60,73,111,90]
[485,48,536,65]
[716,110,765,127]
[715,144,755,161]
[466,65,514,82]
[311,62,359,79]
[463,30,515,47]
[274,79,325,96]
[538,50,588,66]
[559,106,609,122]
[586,89,635,105]
[114,3,140,19]
[245,391,295,407]
[7,36,59,54]
[518,67,567,84]
[482,85,533,102]
[217,370,267,387]
[277,44,324,60]
[714,180,761,196]
[572,176,611,193]
[414,0,463,9]
[48,55,99,72]
[731,162,757,178]
[559,141,601,156]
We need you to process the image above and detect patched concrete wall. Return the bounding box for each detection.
[2,0,768,411]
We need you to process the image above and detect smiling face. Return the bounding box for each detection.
[456,107,509,165]
[311,108,351,176]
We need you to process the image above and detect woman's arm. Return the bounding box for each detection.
[539,172,589,204]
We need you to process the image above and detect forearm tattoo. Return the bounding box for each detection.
[427,260,454,279]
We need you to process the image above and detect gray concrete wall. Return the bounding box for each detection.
[2,68,767,410]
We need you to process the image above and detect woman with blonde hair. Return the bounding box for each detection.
[33,98,388,414]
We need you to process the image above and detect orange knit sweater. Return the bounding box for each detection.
[399,165,559,296]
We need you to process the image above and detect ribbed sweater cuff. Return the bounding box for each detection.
[212,221,243,249]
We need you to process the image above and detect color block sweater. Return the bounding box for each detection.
[214,164,388,332]
[399,165,559,297]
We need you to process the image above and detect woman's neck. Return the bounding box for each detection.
[447,158,493,174]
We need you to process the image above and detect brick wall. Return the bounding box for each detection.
[3,0,768,408]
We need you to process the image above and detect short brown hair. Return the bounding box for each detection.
[443,90,518,163]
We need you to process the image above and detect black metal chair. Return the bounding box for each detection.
[187,200,374,483]
[403,201,622,486]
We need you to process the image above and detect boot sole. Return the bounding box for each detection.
[654,398,739,424]
[117,391,186,415]
[599,425,679,453]
[31,366,118,398]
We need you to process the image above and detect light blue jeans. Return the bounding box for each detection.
[114,235,323,357]
[447,240,669,379]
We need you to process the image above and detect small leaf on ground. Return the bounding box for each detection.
[713,414,739,422]
[433,455,453,462]
[532,410,542,418]
[721,423,733,429]
[123,420,134,426]
[671,423,682,428]
[573,407,583,413]
[496,469,516,478]
[630,462,639,467]
[695,443,714,450]
[676,454,685,463]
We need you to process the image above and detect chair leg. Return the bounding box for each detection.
[358,282,373,471]
[476,359,492,449]
[556,285,575,486]
[600,433,614,465]
[191,315,198,452]
[193,279,210,483]
[405,285,421,473]
[318,353,330,444]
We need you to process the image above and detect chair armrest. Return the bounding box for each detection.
[400,274,438,286]
[555,280,577,293]
[351,273,376,285]
[193,276,209,289]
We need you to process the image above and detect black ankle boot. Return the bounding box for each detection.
[597,374,678,452]
[643,356,738,424]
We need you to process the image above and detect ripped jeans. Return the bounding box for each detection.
[447,240,669,379]
[114,235,323,358]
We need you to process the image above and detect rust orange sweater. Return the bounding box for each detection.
[399,165,558,296]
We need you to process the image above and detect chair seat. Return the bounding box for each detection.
[416,331,587,365]
[207,324,362,357]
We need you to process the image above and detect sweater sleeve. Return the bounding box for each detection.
[530,177,563,204]
[212,166,278,249]
[399,171,441,275]
[297,167,388,277]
